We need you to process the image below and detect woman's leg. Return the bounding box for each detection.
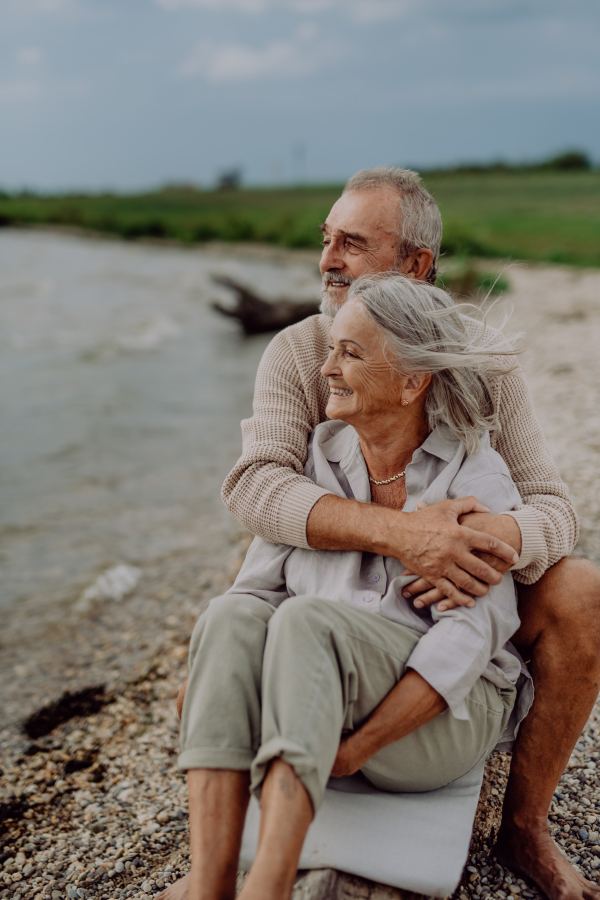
[245,596,513,898]
[238,760,313,900]
[164,593,275,900]
[238,597,423,899]
[187,769,251,900]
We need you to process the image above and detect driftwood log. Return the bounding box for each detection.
[211,275,320,335]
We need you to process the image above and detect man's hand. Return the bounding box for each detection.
[401,505,523,611]
[307,494,519,608]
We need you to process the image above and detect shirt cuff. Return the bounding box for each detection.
[406,620,488,721]
[502,506,547,571]
[273,481,332,549]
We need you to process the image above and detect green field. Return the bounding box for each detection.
[1,169,599,267]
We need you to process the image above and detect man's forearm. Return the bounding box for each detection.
[307,494,403,555]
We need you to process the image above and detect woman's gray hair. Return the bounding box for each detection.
[349,273,516,454]
[343,167,442,285]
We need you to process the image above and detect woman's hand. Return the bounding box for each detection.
[330,733,367,778]
[330,672,447,778]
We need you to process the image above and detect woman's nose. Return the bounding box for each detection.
[321,351,340,378]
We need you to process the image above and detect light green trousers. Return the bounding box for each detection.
[179,594,515,812]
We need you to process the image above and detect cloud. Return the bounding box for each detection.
[16,47,44,65]
[1,0,75,10]
[179,26,338,81]
[0,80,43,103]
[154,0,409,16]
[0,75,89,106]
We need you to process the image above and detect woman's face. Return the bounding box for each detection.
[321,297,407,425]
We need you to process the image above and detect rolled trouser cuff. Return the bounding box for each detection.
[250,736,322,814]
[178,747,254,772]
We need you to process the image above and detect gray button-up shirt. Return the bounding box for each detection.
[229,421,533,746]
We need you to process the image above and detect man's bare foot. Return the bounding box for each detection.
[496,823,600,900]
[155,873,189,900]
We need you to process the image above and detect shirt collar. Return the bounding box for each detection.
[316,419,472,468]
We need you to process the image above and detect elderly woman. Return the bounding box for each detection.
[173,274,532,900]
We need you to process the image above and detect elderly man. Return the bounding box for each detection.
[221,167,600,900]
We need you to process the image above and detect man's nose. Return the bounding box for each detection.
[320,238,345,274]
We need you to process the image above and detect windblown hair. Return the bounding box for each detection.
[343,167,442,285]
[349,274,516,454]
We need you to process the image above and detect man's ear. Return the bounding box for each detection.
[403,249,435,282]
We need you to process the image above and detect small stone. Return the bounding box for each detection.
[67,889,78,899]
[579,828,589,841]
[141,886,152,895]
[77,890,86,898]
[114,863,124,874]
[23,865,34,878]
[52,893,63,900]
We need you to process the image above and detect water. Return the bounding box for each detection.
[0,229,321,619]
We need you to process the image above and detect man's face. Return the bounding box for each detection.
[319,187,399,316]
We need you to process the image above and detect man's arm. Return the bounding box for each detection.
[307,494,519,606]
[491,363,578,583]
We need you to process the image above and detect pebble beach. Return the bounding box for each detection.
[2,239,600,900]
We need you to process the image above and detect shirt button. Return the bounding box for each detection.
[372,574,380,583]
[366,595,375,603]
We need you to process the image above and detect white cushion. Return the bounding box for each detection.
[239,761,485,897]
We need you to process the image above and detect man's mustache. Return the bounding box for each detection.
[322,272,354,287]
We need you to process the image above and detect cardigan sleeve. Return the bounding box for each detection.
[494,363,578,583]
[221,323,331,547]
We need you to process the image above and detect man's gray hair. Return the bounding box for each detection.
[349,273,515,454]
[343,167,442,285]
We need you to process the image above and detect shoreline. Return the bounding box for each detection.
[2,249,600,899]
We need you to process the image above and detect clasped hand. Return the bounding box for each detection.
[390,496,520,611]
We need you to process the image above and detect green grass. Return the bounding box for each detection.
[1,169,599,267]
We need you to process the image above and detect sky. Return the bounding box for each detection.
[1,0,600,191]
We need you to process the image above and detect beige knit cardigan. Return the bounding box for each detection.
[222,314,577,585]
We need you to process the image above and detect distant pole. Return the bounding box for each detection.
[292,141,307,186]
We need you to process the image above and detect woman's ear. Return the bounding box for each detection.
[404,371,432,402]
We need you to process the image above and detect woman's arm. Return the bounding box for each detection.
[331,670,446,777]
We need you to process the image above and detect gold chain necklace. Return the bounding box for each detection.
[368,469,406,486]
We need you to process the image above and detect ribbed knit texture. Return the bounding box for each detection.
[222,314,578,585]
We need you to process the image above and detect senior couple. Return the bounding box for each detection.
[163,168,600,900]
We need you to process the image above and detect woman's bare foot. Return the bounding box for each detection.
[155,873,189,900]
[496,821,600,900]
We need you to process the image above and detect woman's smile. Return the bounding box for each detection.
[329,387,354,397]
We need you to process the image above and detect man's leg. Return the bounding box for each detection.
[497,558,600,900]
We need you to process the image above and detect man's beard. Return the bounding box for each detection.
[319,272,354,317]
